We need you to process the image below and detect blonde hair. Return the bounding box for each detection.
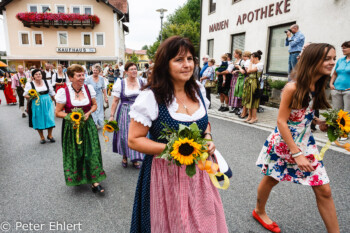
[208,58,215,65]
[221,54,228,61]
[234,49,242,58]
[92,64,102,72]
[243,51,252,57]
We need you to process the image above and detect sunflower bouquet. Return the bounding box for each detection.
[20,77,27,86]
[28,89,40,105]
[102,120,119,142]
[4,78,8,85]
[107,84,113,96]
[64,108,86,145]
[318,109,350,160]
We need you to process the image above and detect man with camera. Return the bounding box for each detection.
[285,24,305,75]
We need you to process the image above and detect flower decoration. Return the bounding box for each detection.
[20,77,27,86]
[171,138,202,165]
[107,84,113,96]
[64,108,85,145]
[4,78,8,85]
[318,109,350,160]
[28,89,40,105]
[16,12,101,25]
[102,120,119,142]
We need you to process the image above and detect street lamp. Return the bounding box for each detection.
[156,8,167,42]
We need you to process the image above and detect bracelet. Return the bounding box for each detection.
[292,151,303,158]
[204,132,213,139]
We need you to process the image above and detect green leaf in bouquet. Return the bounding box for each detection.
[189,123,200,133]
[327,126,338,142]
[186,163,196,177]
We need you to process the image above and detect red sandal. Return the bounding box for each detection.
[252,210,281,233]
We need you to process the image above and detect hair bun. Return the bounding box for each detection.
[257,50,263,56]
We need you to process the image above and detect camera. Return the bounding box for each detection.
[284,29,292,33]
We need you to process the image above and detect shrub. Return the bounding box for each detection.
[268,79,288,90]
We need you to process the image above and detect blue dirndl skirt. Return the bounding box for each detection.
[31,94,55,130]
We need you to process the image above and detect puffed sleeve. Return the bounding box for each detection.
[87,84,96,99]
[196,81,210,110]
[112,78,122,98]
[48,83,55,96]
[257,63,264,72]
[23,82,32,96]
[55,88,67,104]
[51,73,56,87]
[129,89,158,127]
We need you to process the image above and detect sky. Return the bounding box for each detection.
[0,0,188,51]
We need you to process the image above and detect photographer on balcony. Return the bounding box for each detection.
[285,24,305,78]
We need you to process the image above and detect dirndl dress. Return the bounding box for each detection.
[2,79,17,104]
[27,80,55,130]
[61,85,106,186]
[53,73,67,93]
[85,76,105,127]
[242,72,260,109]
[130,90,228,233]
[256,94,329,186]
[112,78,144,162]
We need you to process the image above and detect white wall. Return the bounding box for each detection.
[200,0,350,69]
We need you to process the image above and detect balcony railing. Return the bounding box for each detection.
[16,12,100,29]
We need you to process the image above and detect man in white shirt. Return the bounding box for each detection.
[119,61,125,79]
[44,63,54,86]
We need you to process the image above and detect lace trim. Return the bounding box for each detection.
[129,111,152,127]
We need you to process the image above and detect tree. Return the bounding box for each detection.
[128,52,139,64]
[146,41,160,60]
[141,45,148,50]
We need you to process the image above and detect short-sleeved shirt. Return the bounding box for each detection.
[334,57,350,90]
[201,66,215,85]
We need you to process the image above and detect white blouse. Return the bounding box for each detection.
[55,83,96,106]
[51,73,68,86]
[129,81,210,127]
[112,77,147,98]
[23,81,55,97]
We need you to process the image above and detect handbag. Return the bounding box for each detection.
[205,80,217,88]
[211,149,232,181]
[253,72,262,99]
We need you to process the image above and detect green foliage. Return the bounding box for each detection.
[268,79,288,90]
[146,0,201,57]
[128,52,139,64]
[321,109,345,142]
[141,45,148,50]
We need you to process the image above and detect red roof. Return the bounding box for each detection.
[126,48,147,55]
[109,0,128,14]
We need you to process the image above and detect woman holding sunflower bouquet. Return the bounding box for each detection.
[85,64,108,129]
[55,64,106,193]
[24,69,56,144]
[254,44,339,233]
[128,36,228,233]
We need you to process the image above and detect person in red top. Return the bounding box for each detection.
[0,72,17,105]
[12,65,30,117]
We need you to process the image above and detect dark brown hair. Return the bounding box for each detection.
[252,50,263,60]
[290,43,334,110]
[125,62,137,71]
[143,36,199,106]
[67,64,84,78]
[341,41,350,48]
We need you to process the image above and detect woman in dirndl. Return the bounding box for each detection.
[228,49,244,113]
[128,36,228,233]
[85,64,108,129]
[55,64,106,193]
[109,62,145,169]
[24,69,55,144]
[52,64,68,93]
[0,72,17,105]
[254,44,339,233]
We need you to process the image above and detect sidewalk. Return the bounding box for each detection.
[207,94,335,145]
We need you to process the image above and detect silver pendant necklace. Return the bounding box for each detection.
[176,96,189,114]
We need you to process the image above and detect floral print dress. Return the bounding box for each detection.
[256,95,329,186]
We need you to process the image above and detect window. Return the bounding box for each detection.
[19,32,30,45]
[82,33,92,46]
[84,6,93,15]
[41,5,51,13]
[209,0,216,14]
[56,5,65,13]
[29,5,38,13]
[231,33,245,55]
[95,33,104,46]
[72,6,81,14]
[58,32,68,46]
[266,23,295,75]
[33,32,43,46]
[207,39,214,59]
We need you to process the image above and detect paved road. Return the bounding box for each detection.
[0,93,349,233]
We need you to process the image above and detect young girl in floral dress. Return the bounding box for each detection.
[254,44,339,233]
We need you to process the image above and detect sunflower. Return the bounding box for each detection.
[28,89,37,96]
[337,110,350,133]
[104,124,114,132]
[170,138,202,165]
[71,112,82,123]
[20,78,26,85]
[108,84,113,90]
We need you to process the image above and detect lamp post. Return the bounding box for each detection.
[156,8,167,42]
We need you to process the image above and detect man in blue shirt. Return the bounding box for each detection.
[285,24,305,74]
[200,55,210,78]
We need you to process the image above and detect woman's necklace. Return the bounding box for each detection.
[176,96,189,114]
[128,78,138,89]
[72,86,82,98]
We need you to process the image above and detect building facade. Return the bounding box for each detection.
[200,0,350,77]
[0,0,129,70]
[125,48,149,70]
